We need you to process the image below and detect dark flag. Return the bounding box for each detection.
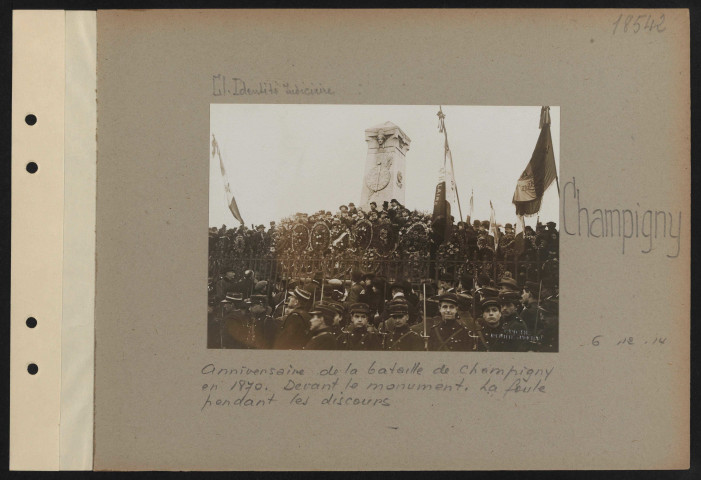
[431,169,452,244]
[512,106,558,216]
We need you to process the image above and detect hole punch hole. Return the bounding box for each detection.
[26,162,38,174]
[27,364,38,375]
[25,114,37,126]
[26,317,37,328]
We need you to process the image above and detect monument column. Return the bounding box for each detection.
[360,121,411,210]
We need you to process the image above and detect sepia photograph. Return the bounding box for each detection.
[208,104,560,352]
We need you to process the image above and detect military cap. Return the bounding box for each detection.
[254,280,268,294]
[309,304,336,323]
[480,286,501,298]
[498,290,521,305]
[480,296,500,310]
[481,220,490,229]
[456,292,473,309]
[546,221,556,229]
[524,281,541,294]
[348,203,355,207]
[349,303,371,315]
[369,201,377,206]
[256,224,265,230]
[497,277,519,291]
[505,223,513,230]
[290,285,312,302]
[324,300,345,316]
[391,198,399,204]
[437,293,459,306]
[388,302,410,316]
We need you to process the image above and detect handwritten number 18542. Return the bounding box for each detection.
[613,13,666,35]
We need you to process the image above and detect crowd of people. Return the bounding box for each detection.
[208,266,558,353]
[207,199,559,352]
[209,199,559,283]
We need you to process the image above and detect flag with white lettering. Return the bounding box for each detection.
[212,135,244,225]
[512,106,558,216]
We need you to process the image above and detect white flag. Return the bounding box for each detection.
[489,201,500,249]
[212,135,244,225]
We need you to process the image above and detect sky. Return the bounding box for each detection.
[209,104,560,229]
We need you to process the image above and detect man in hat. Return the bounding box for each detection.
[326,278,346,302]
[497,276,520,293]
[388,198,401,221]
[537,295,559,352]
[384,300,424,351]
[326,300,346,335]
[477,293,530,352]
[274,284,314,350]
[337,303,382,350]
[272,280,296,319]
[303,304,338,350]
[213,270,238,304]
[428,293,477,351]
[348,202,358,215]
[221,292,252,349]
[246,294,277,349]
[520,281,543,334]
[368,201,378,214]
[346,269,365,305]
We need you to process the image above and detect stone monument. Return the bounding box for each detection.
[360,121,411,210]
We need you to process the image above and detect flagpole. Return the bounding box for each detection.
[437,107,464,223]
[213,134,245,226]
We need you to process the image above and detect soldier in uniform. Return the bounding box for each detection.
[384,301,425,351]
[346,269,365,305]
[520,280,542,334]
[537,295,559,352]
[222,292,253,349]
[337,303,382,350]
[497,276,520,293]
[247,294,278,349]
[326,300,346,335]
[213,270,238,303]
[303,304,338,350]
[477,294,529,352]
[428,293,477,351]
[273,284,314,350]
